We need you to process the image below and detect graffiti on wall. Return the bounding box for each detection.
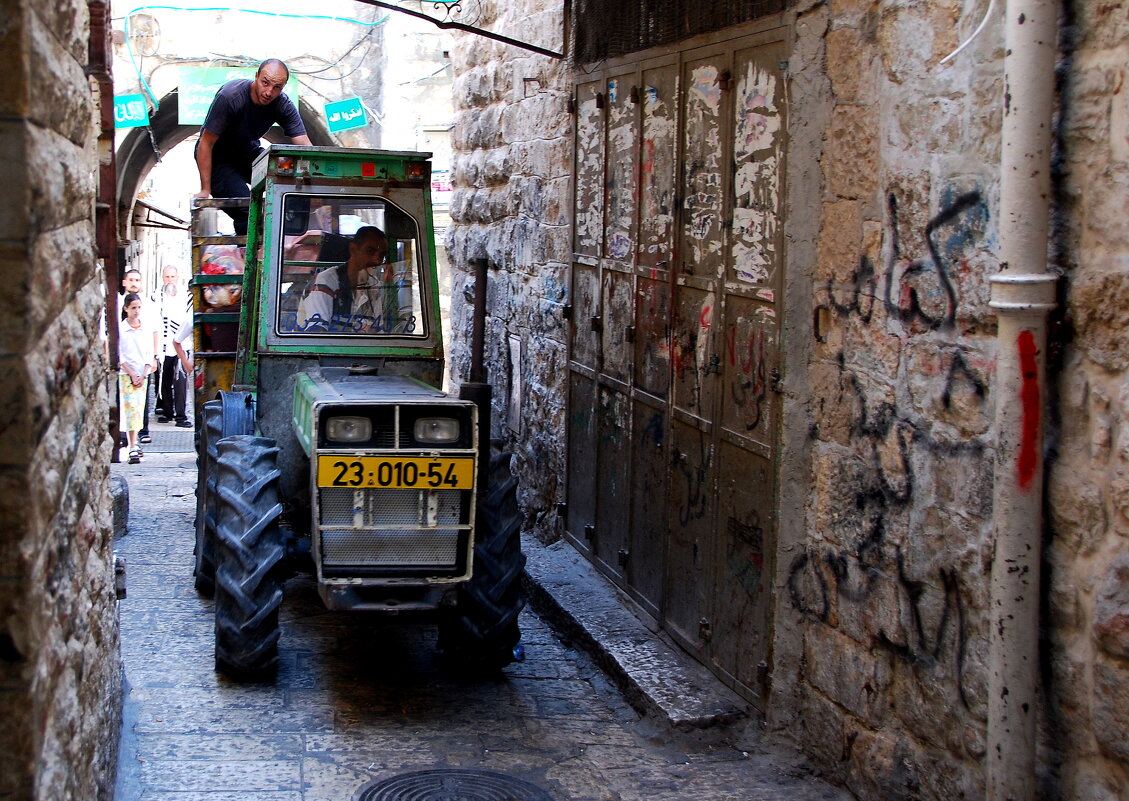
[790,187,994,709]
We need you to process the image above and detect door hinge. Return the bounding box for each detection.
[562,303,572,321]
[590,315,603,334]
[583,524,596,541]
[596,91,606,110]
[617,548,629,567]
[625,325,636,344]
[699,617,713,642]
[555,501,567,517]
[718,70,732,91]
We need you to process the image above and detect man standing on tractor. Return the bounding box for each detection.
[297,226,413,334]
[193,58,312,234]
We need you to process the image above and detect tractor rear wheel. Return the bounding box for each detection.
[192,400,223,596]
[213,436,285,678]
[439,444,526,672]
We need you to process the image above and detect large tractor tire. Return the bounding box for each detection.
[192,400,223,596]
[194,392,256,596]
[439,444,526,672]
[213,435,285,678]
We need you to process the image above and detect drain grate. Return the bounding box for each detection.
[355,769,554,801]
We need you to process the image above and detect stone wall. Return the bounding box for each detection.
[786,1,1002,798]
[446,0,1129,799]
[1042,2,1129,797]
[788,2,1128,799]
[0,1,121,798]
[446,0,571,541]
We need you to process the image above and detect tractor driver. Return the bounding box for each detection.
[194,58,313,234]
[297,226,411,334]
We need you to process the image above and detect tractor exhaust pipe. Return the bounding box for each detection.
[460,257,491,506]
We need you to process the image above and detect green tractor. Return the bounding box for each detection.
[188,146,524,677]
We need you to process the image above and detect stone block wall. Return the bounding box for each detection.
[786,1,1003,798]
[0,1,121,798]
[790,1,1129,799]
[446,0,572,541]
[1041,3,1129,798]
[447,0,1129,798]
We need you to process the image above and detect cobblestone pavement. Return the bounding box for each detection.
[112,445,851,801]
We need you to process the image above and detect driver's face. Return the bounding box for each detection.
[250,65,288,105]
[349,236,388,272]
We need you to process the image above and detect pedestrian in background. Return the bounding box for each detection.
[119,293,158,464]
[155,265,193,428]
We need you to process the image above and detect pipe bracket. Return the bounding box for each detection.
[988,272,1057,312]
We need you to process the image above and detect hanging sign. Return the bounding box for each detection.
[178,66,301,125]
[114,94,150,129]
[324,98,367,133]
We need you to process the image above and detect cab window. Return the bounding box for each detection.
[276,194,425,336]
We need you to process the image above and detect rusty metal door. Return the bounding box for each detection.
[565,24,786,704]
[708,36,786,695]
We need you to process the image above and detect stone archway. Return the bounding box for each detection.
[115,89,335,241]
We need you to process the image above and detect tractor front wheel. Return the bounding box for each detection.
[439,444,526,672]
[213,435,285,678]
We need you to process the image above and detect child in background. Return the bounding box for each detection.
[119,293,158,464]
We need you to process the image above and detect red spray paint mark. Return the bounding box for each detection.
[1017,330,1040,491]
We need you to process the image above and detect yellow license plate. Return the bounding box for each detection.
[317,455,474,489]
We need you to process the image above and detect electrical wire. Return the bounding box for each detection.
[940,0,996,65]
[117,3,390,108]
[123,14,161,109]
[114,4,389,27]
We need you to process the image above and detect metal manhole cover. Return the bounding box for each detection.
[355,769,554,801]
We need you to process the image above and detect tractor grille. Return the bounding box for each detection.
[318,486,467,569]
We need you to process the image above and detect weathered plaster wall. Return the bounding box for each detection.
[446,0,571,540]
[0,1,121,798]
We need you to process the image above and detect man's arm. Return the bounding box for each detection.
[173,339,193,374]
[291,134,312,146]
[297,276,335,330]
[194,130,218,198]
[194,130,219,198]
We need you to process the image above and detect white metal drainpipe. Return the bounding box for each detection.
[987,0,1058,799]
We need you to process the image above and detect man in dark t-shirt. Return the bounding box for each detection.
[194,58,312,233]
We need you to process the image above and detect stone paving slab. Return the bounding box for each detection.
[523,537,750,729]
[113,453,852,801]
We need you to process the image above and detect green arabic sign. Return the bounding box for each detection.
[324,98,367,132]
[178,66,300,126]
[114,94,150,129]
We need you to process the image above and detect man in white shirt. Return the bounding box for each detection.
[153,265,193,428]
[297,227,412,334]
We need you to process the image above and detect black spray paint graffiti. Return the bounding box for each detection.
[787,529,973,708]
[824,189,986,331]
[794,188,992,706]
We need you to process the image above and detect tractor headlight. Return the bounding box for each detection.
[325,415,372,442]
[414,417,460,444]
